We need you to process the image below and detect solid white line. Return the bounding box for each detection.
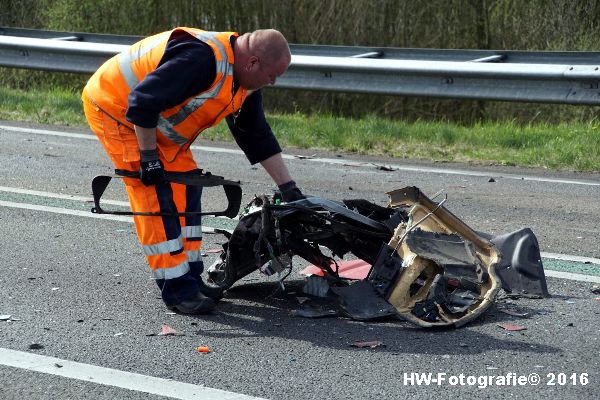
[0,125,94,140]
[0,200,133,223]
[2,124,599,186]
[0,347,266,400]
[0,200,224,233]
[541,251,600,265]
[0,185,130,206]
[544,270,600,283]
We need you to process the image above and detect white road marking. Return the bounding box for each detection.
[0,200,132,223]
[0,185,129,206]
[0,347,266,400]
[540,252,600,265]
[544,270,600,283]
[2,124,599,186]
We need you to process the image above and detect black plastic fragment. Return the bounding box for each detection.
[490,228,549,297]
[367,243,404,297]
[331,281,398,321]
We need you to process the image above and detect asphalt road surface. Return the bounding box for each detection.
[0,121,599,400]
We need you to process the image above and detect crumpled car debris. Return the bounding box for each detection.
[207,186,548,328]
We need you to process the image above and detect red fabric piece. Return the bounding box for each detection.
[299,260,371,280]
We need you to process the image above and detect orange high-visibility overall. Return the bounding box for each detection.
[82,28,247,303]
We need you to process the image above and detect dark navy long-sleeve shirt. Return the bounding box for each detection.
[125,30,281,165]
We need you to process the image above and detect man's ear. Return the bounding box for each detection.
[247,55,259,71]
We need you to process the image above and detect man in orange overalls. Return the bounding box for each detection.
[82,28,303,314]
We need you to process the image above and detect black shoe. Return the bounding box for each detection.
[166,292,215,315]
[198,278,225,300]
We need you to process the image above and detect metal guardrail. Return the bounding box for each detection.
[1,27,600,104]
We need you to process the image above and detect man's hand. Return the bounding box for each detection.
[278,180,305,202]
[139,149,165,186]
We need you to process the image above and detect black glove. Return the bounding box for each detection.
[139,149,166,186]
[278,180,305,202]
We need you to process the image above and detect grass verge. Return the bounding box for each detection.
[1,86,599,171]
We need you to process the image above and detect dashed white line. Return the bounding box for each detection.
[0,347,266,400]
[2,124,599,186]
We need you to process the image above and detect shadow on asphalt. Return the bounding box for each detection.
[189,279,561,356]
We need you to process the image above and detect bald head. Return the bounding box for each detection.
[233,29,291,90]
[247,29,291,66]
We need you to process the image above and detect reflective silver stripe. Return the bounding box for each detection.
[118,52,138,90]
[182,225,203,238]
[152,261,190,280]
[156,117,189,145]
[143,234,183,256]
[164,32,232,127]
[187,250,202,263]
[195,32,228,65]
[165,66,228,126]
[118,33,168,90]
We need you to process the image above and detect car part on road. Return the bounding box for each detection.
[488,228,549,298]
[90,169,242,218]
[206,186,548,328]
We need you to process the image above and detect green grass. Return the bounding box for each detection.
[1,86,599,171]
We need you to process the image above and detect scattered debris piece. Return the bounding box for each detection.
[497,323,527,331]
[296,296,310,304]
[294,154,315,160]
[300,260,370,280]
[114,332,124,337]
[166,312,177,315]
[497,306,529,318]
[204,248,224,254]
[486,366,499,370]
[153,324,184,336]
[373,164,397,172]
[51,287,60,291]
[564,299,577,304]
[351,340,384,349]
[591,285,600,295]
[302,275,331,297]
[113,273,121,277]
[595,297,600,301]
[196,346,210,353]
[55,363,63,368]
[459,343,468,348]
[488,178,496,182]
[567,323,574,327]
[291,306,338,319]
[348,186,353,190]
[28,343,44,350]
[0,315,12,321]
